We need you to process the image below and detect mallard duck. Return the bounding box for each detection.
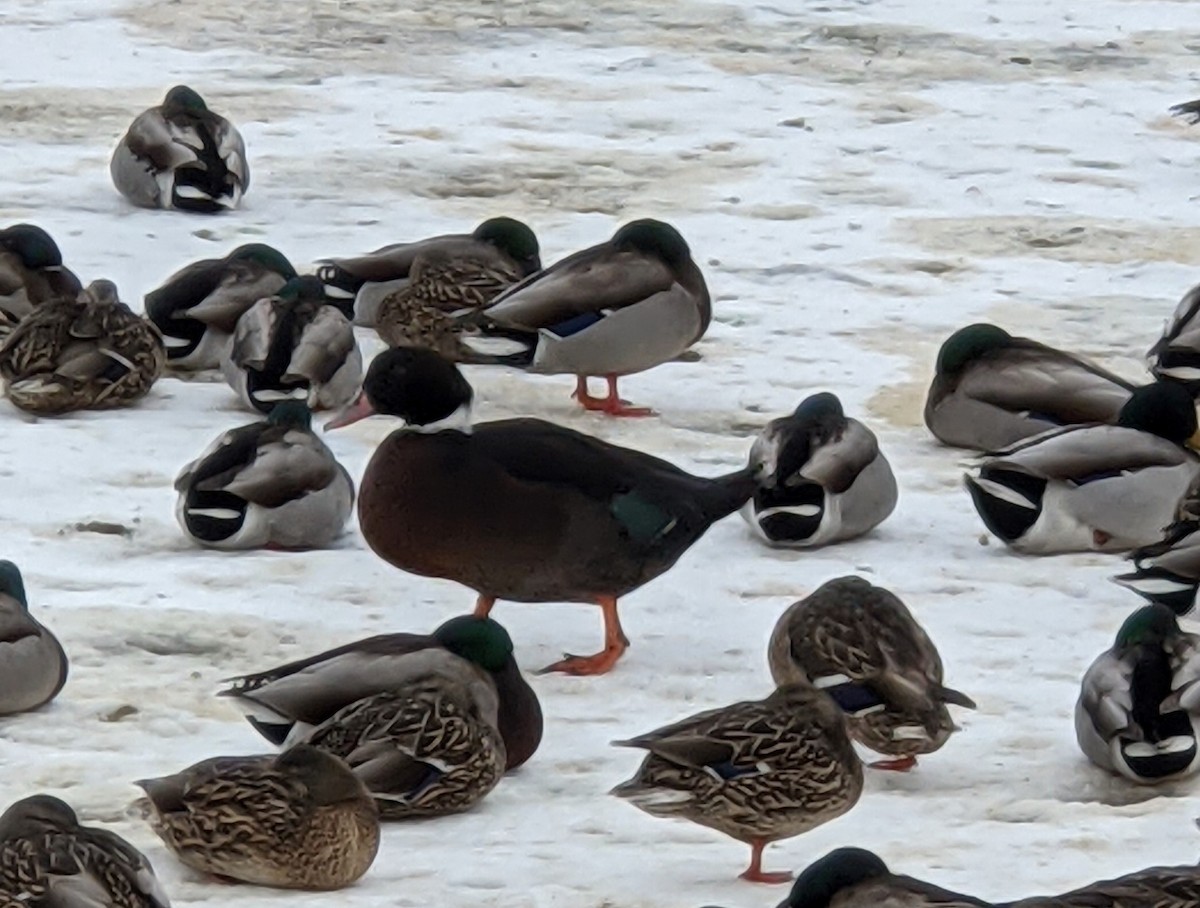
[145,243,296,370]
[0,794,171,908]
[1149,282,1200,391]
[316,217,540,326]
[742,392,898,547]
[1115,512,1200,617]
[325,347,760,675]
[0,224,81,337]
[221,275,361,414]
[219,614,542,770]
[458,218,710,417]
[768,576,974,771]
[0,561,67,716]
[110,85,248,213]
[136,745,379,890]
[0,280,166,415]
[768,846,1200,908]
[610,684,862,883]
[963,381,1200,554]
[1074,603,1200,784]
[174,400,354,550]
[925,323,1136,451]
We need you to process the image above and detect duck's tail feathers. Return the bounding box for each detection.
[1112,568,1199,617]
[936,685,977,710]
[963,469,1044,543]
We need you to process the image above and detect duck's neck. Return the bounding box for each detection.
[407,403,474,435]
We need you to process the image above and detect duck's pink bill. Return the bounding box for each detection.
[324,391,376,431]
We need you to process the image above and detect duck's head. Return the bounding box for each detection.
[324,347,473,431]
[276,274,326,304]
[770,391,846,480]
[267,400,313,431]
[0,560,28,608]
[275,745,370,806]
[935,323,1013,377]
[163,85,208,112]
[774,848,889,908]
[229,243,297,280]
[1115,603,1180,650]
[0,795,78,838]
[0,224,64,270]
[474,217,541,275]
[612,219,691,269]
[78,279,120,305]
[1117,381,1198,444]
[434,615,515,673]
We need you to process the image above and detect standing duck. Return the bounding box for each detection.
[110,85,248,213]
[461,218,710,417]
[768,576,974,771]
[0,224,81,338]
[221,275,361,414]
[963,381,1200,554]
[0,561,67,716]
[0,280,166,415]
[610,684,862,883]
[145,243,296,370]
[0,794,171,908]
[317,217,540,325]
[743,392,897,547]
[326,347,760,675]
[136,745,379,890]
[174,401,354,550]
[1075,603,1200,784]
[219,615,542,771]
[925,323,1136,451]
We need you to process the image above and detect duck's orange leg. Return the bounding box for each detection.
[572,375,655,418]
[738,839,792,884]
[473,595,496,619]
[539,595,629,675]
[869,755,917,772]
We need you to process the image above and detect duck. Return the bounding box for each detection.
[136,745,379,890]
[459,218,710,417]
[766,846,1200,908]
[0,793,171,908]
[1149,282,1200,391]
[610,684,862,884]
[317,217,541,326]
[145,243,297,370]
[1114,509,1200,617]
[221,275,361,414]
[110,85,248,213]
[174,400,354,550]
[325,347,761,675]
[218,614,542,770]
[924,323,1137,451]
[963,381,1200,554]
[768,576,975,771]
[0,224,81,337]
[742,392,898,547]
[0,561,67,716]
[0,280,166,415]
[1075,603,1200,784]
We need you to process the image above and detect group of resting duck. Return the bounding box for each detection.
[1,82,1200,907]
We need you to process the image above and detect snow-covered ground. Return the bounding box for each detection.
[2,0,1200,904]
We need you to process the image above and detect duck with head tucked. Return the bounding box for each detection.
[317,217,541,325]
[0,794,171,908]
[963,381,1200,553]
[326,347,761,675]
[925,323,1136,451]
[769,576,975,771]
[0,224,81,339]
[0,561,67,717]
[110,85,248,213]
[145,243,296,370]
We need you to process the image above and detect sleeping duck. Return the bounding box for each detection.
[1075,604,1200,784]
[326,347,761,675]
[925,323,1136,451]
[317,217,540,326]
[0,224,81,338]
[146,243,296,370]
[174,401,354,550]
[769,576,974,771]
[611,684,862,883]
[221,275,361,414]
[963,381,1200,554]
[0,561,68,717]
[110,85,248,213]
[460,219,710,417]
[743,392,897,547]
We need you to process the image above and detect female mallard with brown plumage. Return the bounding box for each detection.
[0,280,165,415]
[136,745,378,890]
[769,576,975,771]
[611,684,862,884]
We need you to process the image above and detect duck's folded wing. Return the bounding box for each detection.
[983,425,1195,480]
[1010,867,1200,908]
[799,419,880,493]
[183,262,285,331]
[1077,653,1134,739]
[958,347,1134,421]
[286,306,356,384]
[215,431,339,506]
